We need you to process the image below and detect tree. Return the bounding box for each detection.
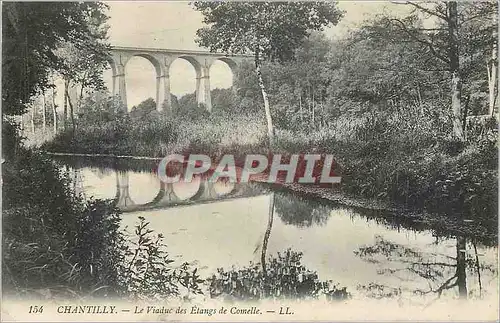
[2,3,111,159]
[264,32,333,131]
[193,2,343,145]
[55,3,110,131]
[2,3,109,117]
[318,12,459,151]
[384,1,498,140]
[51,75,58,133]
[130,97,156,119]
[77,90,126,126]
[457,2,498,118]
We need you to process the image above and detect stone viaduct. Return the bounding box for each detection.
[108,46,251,113]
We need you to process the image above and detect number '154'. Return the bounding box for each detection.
[29,305,43,314]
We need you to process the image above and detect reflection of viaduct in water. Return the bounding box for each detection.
[114,171,266,212]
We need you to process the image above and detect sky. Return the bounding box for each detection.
[101,1,410,108]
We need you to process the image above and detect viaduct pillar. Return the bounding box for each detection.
[112,63,128,112]
[195,59,214,112]
[156,55,173,113]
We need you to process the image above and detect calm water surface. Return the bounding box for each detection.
[56,156,498,306]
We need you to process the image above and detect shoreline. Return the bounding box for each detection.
[261,181,497,245]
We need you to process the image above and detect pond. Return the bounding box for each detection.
[54,155,498,307]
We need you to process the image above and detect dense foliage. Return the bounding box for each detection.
[2,2,109,116]
[208,249,350,301]
[2,148,122,297]
[117,217,204,301]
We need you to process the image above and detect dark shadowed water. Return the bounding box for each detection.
[54,155,498,306]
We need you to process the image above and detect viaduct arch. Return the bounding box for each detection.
[108,46,251,112]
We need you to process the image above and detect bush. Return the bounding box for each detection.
[117,216,204,301]
[2,148,123,298]
[208,249,350,301]
[2,118,23,161]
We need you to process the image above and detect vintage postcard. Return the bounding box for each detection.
[1,1,499,322]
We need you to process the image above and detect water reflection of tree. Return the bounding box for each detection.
[259,192,332,275]
[52,155,159,174]
[90,167,113,178]
[355,235,496,305]
[261,192,275,275]
[274,192,331,227]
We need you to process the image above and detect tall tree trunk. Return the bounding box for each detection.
[456,235,467,299]
[472,240,482,298]
[417,83,423,114]
[78,83,85,115]
[255,49,274,145]
[65,86,76,135]
[488,39,498,116]
[448,2,464,141]
[63,79,68,130]
[52,85,57,133]
[308,87,312,126]
[30,104,35,134]
[19,114,24,133]
[487,8,498,117]
[42,91,46,134]
[462,94,471,140]
[261,192,275,277]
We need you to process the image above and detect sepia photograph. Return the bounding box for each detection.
[1,0,499,321]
